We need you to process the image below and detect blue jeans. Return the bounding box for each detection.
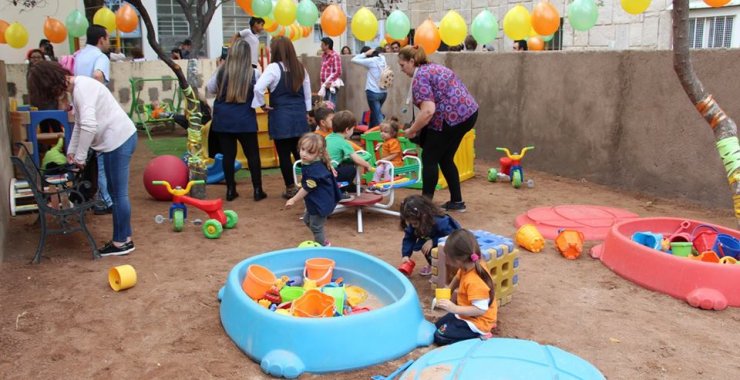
[102,133,137,242]
[97,156,113,207]
[366,90,387,128]
[323,89,337,106]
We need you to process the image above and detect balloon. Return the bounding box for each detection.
[532,1,561,36]
[0,20,8,44]
[439,10,467,46]
[528,36,545,50]
[93,7,117,32]
[116,4,139,33]
[471,10,498,45]
[542,33,554,42]
[65,10,89,38]
[292,24,302,41]
[414,19,440,55]
[264,17,279,32]
[351,7,378,42]
[568,0,598,31]
[252,0,273,18]
[320,4,347,37]
[704,0,731,7]
[503,5,532,41]
[621,0,651,15]
[236,0,253,15]
[386,10,411,40]
[274,0,297,26]
[44,17,67,43]
[296,0,319,26]
[4,22,28,48]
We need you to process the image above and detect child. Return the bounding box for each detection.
[370,119,404,195]
[285,133,342,246]
[433,229,497,345]
[325,110,372,193]
[313,106,334,138]
[399,195,461,276]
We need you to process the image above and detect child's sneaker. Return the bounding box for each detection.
[323,240,332,247]
[419,265,432,276]
[441,201,466,212]
[338,193,355,203]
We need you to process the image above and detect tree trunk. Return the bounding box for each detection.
[672,0,740,227]
[127,0,207,199]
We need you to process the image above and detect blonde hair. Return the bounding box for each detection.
[298,133,332,170]
[217,39,253,103]
[398,45,428,66]
[379,118,400,138]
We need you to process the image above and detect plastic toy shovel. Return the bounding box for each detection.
[371,360,414,380]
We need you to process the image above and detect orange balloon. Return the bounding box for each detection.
[704,0,731,6]
[116,4,139,33]
[236,0,254,15]
[264,18,279,32]
[528,36,545,51]
[414,19,440,55]
[0,20,8,44]
[302,25,311,38]
[43,17,67,43]
[531,1,560,36]
[320,4,347,37]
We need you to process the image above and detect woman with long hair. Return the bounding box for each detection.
[27,61,138,256]
[206,39,264,202]
[351,46,388,128]
[252,36,312,199]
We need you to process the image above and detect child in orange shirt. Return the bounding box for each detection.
[370,119,403,195]
[313,106,334,138]
[434,229,498,345]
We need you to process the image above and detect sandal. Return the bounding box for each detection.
[419,265,432,276]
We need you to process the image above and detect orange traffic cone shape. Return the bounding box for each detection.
[555,229,585,260]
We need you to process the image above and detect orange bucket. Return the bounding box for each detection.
[242,264,277,300]
[555,229,585,260]
[291,289,336,318]
[304,258,335,286]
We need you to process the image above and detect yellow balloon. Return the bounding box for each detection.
[351,7,378,42]
[439,10,467,46]
[503,5,532,41]
[93,6,117,32]
[4,22,28,49]
[274,0,297,26]
[621,0,652,15]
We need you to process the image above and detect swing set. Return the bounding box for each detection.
[128,76,183,140]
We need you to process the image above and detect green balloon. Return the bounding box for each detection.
[542,33,554,42]
[386,10,410,40]
[567,0,598,32]
[471,10,498,45]
[65,9,89,38]
[252,0,273,18]
[296,0,319,26]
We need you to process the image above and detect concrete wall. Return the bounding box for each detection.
[0,61,11,260]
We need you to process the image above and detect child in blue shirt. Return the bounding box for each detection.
[285,133,341,246]
[399,195,461,276]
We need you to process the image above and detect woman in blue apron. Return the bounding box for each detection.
[253,36,312,199]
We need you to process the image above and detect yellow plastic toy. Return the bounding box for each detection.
[108,264,137,291]
[345,285,368,307]
[516,224,545,253]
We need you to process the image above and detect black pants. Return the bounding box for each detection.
[335,163,357,191]
[215,131,261,190]
[274,137,301,187]
[434,312,479,346]
[421,111,478,202]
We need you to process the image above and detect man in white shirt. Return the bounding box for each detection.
[237,17,265,68]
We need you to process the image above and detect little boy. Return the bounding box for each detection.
[325,110,372,194]
[313,106,334,138]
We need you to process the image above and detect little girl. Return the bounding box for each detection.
[370,119,404,195]
[285,133,342,246]
[434,229,497,345]
[399,195,461,276]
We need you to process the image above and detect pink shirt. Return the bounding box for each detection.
[320,50,342,84]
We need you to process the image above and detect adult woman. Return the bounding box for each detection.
[27,61,137,256]
[252,37,312,199]
[351,46,387,128]
[398,45,479,212]
[206,39,264,202]
[340,46,352,55]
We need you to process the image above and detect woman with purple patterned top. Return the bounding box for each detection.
[398,45,479,212]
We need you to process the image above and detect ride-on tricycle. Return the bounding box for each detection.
[488,146,535,189]
[152,180,238,238]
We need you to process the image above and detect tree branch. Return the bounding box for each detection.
[177,0,196,28]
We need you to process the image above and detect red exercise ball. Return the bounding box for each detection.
[142,155,189,201]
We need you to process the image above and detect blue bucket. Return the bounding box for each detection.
[631,232,663,251]
[712,234,740,259]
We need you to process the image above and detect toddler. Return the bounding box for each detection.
[313,106,334,138]
[399,195,461,276]
[325,110,372,194]
[370,119,403,195]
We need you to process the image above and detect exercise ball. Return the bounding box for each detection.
[143,155,189,201]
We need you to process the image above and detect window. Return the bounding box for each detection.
[157,0,191,51]
[689,16,734,48]
[545,18,564,51]
[222,1,250,40]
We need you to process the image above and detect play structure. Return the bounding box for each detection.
[205,153,242,184]
[218,247,435,378]
[152,180,237,239]
[516,205,640,240]
[128,77,183,140]
[201,111,280,169]
[9,109,73,167]
[590,217,740,310]
[430,230,520,308]
[399,338,604,379]
[488,146,535,189]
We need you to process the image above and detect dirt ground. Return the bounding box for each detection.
[2,134,739,380]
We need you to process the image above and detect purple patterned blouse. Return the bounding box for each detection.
[412,63,479,131]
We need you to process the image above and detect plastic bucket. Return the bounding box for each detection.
[322,286,346,313]
[291,289,335,318]
[713,234,740,259]
[499,157,512,176]
[109,265,137,291]
[555,229,585,260]
[398,259,415,276]
[516,224,545,253]
[242,264,277,300]
[692,226,718,254]
[279,286,305,302]
[304,258,335,286]
[631,232,663,251]
[670,242,693,257]
[435,288,451,301]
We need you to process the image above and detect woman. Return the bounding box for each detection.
[27,49,64,134]
[398,45,479,212]
[206,39,264,202]
[252,36,312,199]
[27,61,137,256]
[340,46,352,55]
[351,46,387,129]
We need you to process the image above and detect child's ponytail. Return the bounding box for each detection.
[474,261,496,307]
[446,229,496,306]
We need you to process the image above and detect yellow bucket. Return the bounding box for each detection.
[291,289,335,318]
[516,224,545,253]
[108,265,137,291]
[304,258,335,286]
[435,288,451,301]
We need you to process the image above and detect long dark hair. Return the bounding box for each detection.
[445,229,496,306]
[270,36,305,93]
[399,195,444,238]
[27,61,70,109]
